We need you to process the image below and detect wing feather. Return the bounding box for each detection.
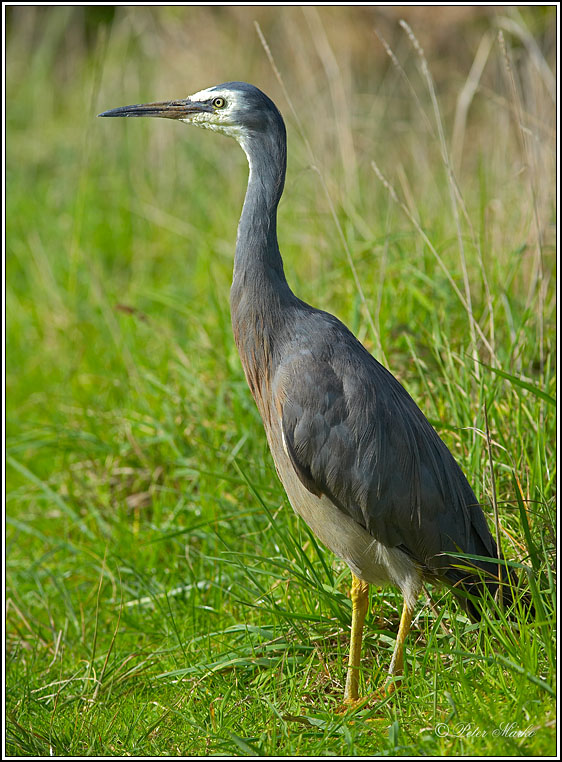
[274,312,497,579]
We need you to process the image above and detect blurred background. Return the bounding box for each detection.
[5,5,557,757]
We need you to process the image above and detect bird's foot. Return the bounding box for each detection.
[336,680,399,714]
[380,675,402,697]
[336,695,371,714]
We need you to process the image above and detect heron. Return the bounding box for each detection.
[99,81,520,707]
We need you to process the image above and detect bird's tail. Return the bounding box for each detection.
[446,556,533,621]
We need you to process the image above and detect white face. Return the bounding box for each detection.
[182,86,245,142]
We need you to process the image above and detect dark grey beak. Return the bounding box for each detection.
[98,99,210,120]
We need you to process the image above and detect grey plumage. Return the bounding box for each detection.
[100,81,520,702]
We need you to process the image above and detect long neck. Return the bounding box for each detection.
[232,122,291,298]
[230,120,298,405]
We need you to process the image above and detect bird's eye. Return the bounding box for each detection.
[212,97,226,109]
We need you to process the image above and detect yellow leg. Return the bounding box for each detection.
[343,573,370,704]
[385,598,414,692]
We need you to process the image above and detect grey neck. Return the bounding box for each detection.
[232,124,291,297]
[230,120,302,400]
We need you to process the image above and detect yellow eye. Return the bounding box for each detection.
[212,97,226,109]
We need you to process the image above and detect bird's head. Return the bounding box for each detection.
[98,81,283,147]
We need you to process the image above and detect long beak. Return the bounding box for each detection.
[98,99,209,120]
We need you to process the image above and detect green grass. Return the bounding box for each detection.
[6,6,556,756]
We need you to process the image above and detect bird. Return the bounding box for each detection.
[99,81,521,707]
